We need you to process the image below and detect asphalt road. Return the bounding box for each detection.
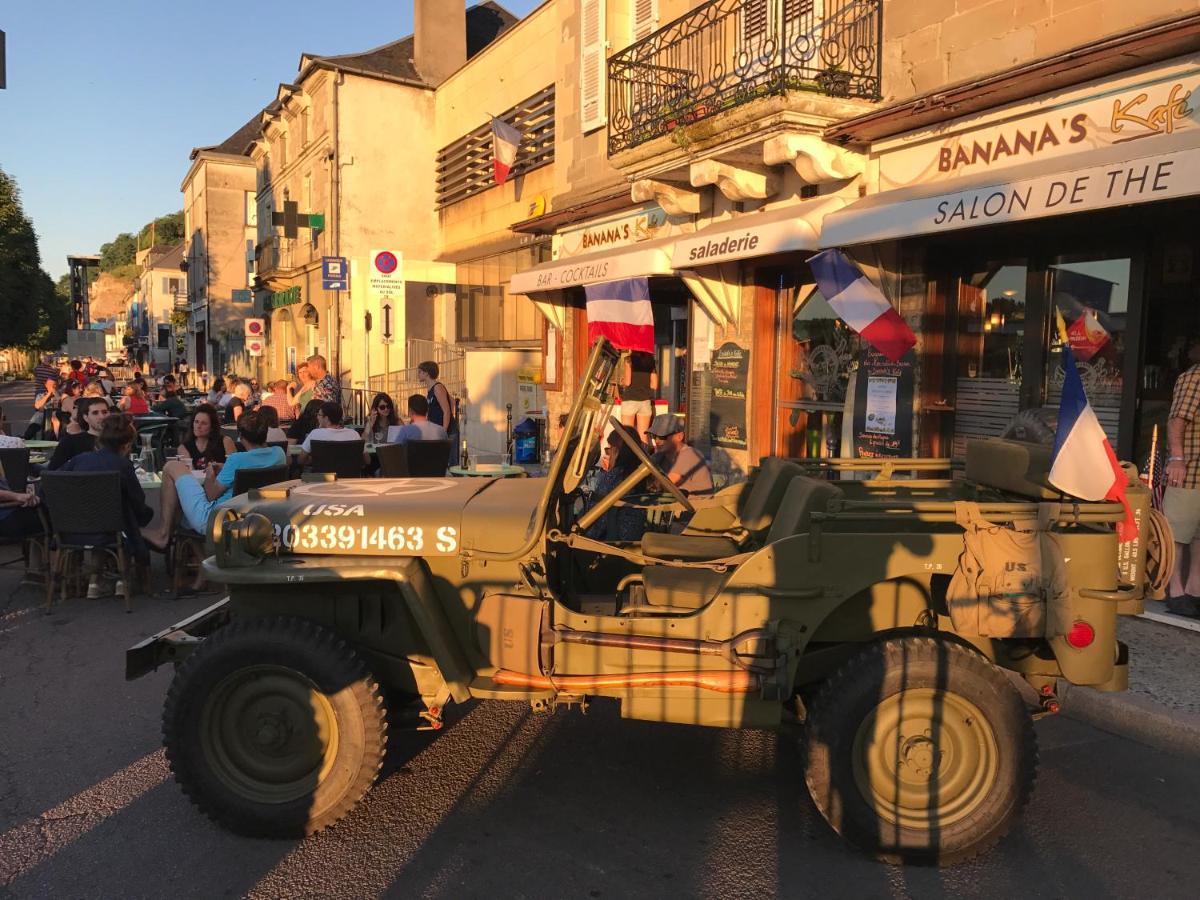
[1,572,1197,900]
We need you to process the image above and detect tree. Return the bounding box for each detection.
[99,232,137,271]
[138,210,184,249]
[0,166,46,346]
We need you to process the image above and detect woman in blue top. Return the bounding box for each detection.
[144,411,285,548]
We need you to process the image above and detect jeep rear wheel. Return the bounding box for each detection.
[803,636,1036,865]
[163,617,387,837]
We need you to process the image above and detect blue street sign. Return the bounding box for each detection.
[231,289,252,304]
[322,256,349,291]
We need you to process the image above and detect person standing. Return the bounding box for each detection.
[417,361,458,464]
[307,355,338,403]
[620,350,658,445]
[1164,340,1200,617]
[647,413,713,495]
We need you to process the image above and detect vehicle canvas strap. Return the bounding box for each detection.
[553,530,754,571]
[946,501,1072,638]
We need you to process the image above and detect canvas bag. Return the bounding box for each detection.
[946,501,1072,638]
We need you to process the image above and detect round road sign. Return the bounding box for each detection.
[374,251,398,275]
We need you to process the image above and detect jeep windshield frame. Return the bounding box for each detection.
[465,337,621,562]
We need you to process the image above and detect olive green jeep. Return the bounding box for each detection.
[127,338,1161,865]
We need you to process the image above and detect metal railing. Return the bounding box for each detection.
[366,339,465,407]
[608,0,882,155]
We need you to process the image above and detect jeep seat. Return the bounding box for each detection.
[641,457,805,561]
[764,476,844,544]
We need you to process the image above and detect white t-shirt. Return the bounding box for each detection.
[301,427,361,453]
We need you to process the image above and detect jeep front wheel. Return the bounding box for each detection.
[163,617,387,837]
[803,636,1036,865]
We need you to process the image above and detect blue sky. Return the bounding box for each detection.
[0,0,544,279]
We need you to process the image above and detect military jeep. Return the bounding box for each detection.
[127,339,1159,865]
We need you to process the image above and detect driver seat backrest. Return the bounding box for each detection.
[733,457,806,537]
[764,476,843,545]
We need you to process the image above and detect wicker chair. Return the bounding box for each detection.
[308,439,366,478]
[376,440,452,477]
[40,471,133,612]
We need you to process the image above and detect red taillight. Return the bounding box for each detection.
[1066,620,1096,649]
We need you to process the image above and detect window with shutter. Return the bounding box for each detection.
[632,0,657,41]
[580,0,607,133]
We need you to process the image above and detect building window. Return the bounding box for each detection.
[454,242,550,344]
[279,132,288,168]
[301,108,311,145]
[245,191,257,227]
[580,0,607,132]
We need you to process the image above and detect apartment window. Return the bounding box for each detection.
[454,242,550,344]
[157,324,171,350]
[161,277,181,294]
[279,132,288,167]
[632,0,657,40]
[301,108,311,145]
[580,0,607,132]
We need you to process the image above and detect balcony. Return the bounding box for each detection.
[608,0,882,157]
[255,235,296,276]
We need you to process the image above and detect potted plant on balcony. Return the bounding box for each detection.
[816,64,852,98]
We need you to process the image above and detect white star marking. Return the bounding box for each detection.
[290,478,460,499]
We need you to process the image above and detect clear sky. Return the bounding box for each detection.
[0,0,545,279]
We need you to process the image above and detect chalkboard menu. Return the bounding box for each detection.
[709,341,750,450]
[852,346,915,458]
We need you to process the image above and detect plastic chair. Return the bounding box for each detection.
[376,440,451,477]
[40,471,133,612]
[309,440,366,478]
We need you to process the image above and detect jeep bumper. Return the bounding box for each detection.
[125,598,230,681]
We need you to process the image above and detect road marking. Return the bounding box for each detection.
[1140,610,1200,633]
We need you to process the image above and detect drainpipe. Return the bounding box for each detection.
[331,71,344,392]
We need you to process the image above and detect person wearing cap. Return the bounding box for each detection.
[647,413,713,495]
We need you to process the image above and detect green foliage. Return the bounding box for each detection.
[0,166,61,348]
[138,210,184,249]
[100,232,137,271]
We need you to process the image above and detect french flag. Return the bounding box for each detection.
[807,249,916,362]
[1050,346,1136,542]
[585,278,654,354]
[491,117,523,185]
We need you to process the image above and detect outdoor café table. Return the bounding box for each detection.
[448,463,526,478]
[137,472,163,531]
[24,440,58,450]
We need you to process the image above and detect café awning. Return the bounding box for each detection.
[822,137,1200,247]
[508,234,677,295]
[670,195,847,268]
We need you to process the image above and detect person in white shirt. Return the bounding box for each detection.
[299,401,362,467]
[388,394,449,444]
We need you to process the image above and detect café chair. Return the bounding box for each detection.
[308,439,366,479]
[0,446,31,494]
[40,471,135,613]
[376,440,451,477]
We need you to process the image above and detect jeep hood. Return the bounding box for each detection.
[216,476,544,560]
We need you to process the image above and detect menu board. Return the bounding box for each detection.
[709,341,750,450]
[852,346,915,458]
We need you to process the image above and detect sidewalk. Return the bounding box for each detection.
[1060,614,1200,757]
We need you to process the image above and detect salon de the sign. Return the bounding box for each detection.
[877,55,1200,190]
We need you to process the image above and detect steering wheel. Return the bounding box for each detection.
[608,416,694,515]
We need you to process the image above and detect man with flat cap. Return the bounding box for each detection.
[646,413,713,495]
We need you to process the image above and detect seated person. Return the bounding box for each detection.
[82,379,114,407]
[152,386,189,419]
[299,401,361,467]
[387,394,449,444]
[144,411,286,546]
[582,423,648,542]
[362,393,399,445]
[223,381,253,424]
[647,413,713,495]
[289,399,324,443]
[62,414,154,565]
[177,404,236,470]
[119,381,150,415]
[257,405,289,444]
[260,379,296,424]
[47,397,109,469]
[0,476,42,540]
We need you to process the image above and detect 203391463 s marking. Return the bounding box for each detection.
[162,616,388,837]
[803,636,1037,866]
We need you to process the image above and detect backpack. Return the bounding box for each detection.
[946,501,1072,638]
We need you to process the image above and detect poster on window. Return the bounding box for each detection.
[709,341,750,450]
[853,346,915,458]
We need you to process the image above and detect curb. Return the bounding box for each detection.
[1058,680,1200,757]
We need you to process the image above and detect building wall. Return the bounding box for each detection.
[883,0,1200,102]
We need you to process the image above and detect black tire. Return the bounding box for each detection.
[163,616,387,838]
[803,636,1037,866]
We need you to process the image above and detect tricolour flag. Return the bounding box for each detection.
[585,278,654,354]
[491,117,523,185]
[1049,346,1136,542]
[807,249,916,363]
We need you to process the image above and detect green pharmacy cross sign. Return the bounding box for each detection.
[272,200,324,239]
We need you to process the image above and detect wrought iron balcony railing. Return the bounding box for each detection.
[608,0,882,155]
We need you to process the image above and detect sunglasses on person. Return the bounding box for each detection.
[375,403,390,410]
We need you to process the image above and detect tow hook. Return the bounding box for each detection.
[1034,682,1060,719]
[418,705,444,731]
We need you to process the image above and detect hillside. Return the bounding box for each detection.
[87,271,134,321]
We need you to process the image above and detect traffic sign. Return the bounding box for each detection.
[322,256,348,291]
[381,302,394,344]
[368,248,403,303]
[244,318,266,358]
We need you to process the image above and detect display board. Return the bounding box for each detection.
[852,346,915,457]
[709,341,750,450]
